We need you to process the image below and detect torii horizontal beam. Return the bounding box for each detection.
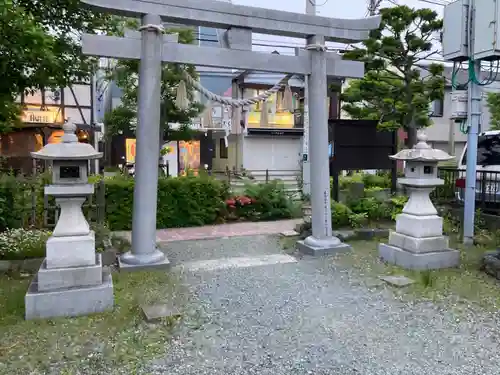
[81,0,381,43]
[82,34,365,78]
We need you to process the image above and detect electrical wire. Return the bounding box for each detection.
[468,58,500,85]
[308,0,329,6]
[451,61,470,88]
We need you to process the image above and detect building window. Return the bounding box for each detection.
[429,99,444,117]
[212,140,217,159]
[219,138,228,159]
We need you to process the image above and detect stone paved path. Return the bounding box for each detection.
[133,235,500,375]
[113,219,301,243]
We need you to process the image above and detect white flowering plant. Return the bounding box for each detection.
[0,228,51,260]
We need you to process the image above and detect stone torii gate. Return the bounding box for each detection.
[81,0,381,268]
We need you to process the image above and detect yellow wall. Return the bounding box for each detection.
[245,90,295,129]
[212,136,239,172]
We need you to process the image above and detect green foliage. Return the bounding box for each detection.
[225,181,301,221]
[350,197,392,221]
[342,5,444,145]
[91,222,111,253]
[0,228,50,260]
[389,195,409,220]
[331,192,409,229]
[104,23,203,141]
[0,171,104,232]
[419,270,435,288]
[0,176,20,231]
[348,212,368,229]
[337,174,364,190]
[486,92,500,130]
[105,175,230,231]
[337,172,391,191]
[0,0,119,132]
[331,201,352,227]
[362,173,391,189]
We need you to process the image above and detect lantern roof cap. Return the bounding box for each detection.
[390,130,454,162]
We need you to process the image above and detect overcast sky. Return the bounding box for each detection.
[227,0,446,54]
[233,0,443,17]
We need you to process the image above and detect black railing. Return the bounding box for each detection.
[434,167,500,213]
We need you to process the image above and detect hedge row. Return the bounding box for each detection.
[105,175,230,231]
[0,173,298,232]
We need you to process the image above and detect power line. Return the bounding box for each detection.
[307,0,329,6]
[417,0,451,6]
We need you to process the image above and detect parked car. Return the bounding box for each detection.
[456,130,500,204]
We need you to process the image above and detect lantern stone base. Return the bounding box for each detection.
[38,254,104,292]
[379,243,460,270]
[46,231,96,269]
[297,236,351,256]
[395,214,443,238]
[379,230,460,270]
[25,254,114,320]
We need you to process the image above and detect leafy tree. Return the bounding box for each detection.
[104,25,203,143]
[0,0,119,132]
[342,5,444,147]
[486,92,500,130]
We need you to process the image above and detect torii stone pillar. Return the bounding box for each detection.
[119,14,170,269]
[81,0,381,267]
[296,35,350,255]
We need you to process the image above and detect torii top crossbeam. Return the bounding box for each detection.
[81,0,381,43]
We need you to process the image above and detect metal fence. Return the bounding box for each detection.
[434,167,500,213]
[212,167,300,184]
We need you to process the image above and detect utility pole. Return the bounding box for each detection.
[463,0,480,244]
[301,0,316,196]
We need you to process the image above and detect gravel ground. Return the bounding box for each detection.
[130,236,500,375]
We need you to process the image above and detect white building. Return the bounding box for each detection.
[211,72,305,178]
[341,65,500,161]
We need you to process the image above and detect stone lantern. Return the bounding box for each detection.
[25,120,114,320]
[378,131,460,270]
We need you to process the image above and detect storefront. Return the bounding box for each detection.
[1,84,96,174]
[123,133,213,177]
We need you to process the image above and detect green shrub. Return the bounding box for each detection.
[348,197,392,221]
[0,228,51,260]
[389,195,409,220]
[241,181,301,221]
[336,172,391,192]
[91,222,111,252]
[331,201,352,227]
[105,175,230,231]
[0,175,21,231]
[338,173,363,190]
[0,172,54,230]
[369,171,392,188]
[348,212,368,228]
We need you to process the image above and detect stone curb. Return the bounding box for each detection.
[0,249,118,274]
[294,223,389,241]
[334,228,390,241]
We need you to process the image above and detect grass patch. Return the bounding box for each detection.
[279,236,299,253]
[333,240,500,310]
[0,270,188,374]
